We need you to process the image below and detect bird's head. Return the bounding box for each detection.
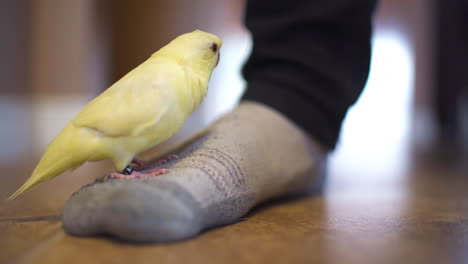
[155,30,222,73]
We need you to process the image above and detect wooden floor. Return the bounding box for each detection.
[1,144,467,264]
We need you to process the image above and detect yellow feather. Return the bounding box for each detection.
[9,30,222,200]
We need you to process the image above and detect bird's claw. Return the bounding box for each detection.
[108,168,170,180]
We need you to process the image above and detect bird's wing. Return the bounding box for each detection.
[73,64,176,137]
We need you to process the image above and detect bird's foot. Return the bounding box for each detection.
[109,168,170,180]
[131,154,179,171]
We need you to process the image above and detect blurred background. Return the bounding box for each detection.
[0,0,467,200]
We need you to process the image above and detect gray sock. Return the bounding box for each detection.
[62,101,326,243]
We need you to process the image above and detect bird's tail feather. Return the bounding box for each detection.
[8,125,92,200]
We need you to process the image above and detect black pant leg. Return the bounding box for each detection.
[242,0,377,150]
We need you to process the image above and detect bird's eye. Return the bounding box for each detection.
[210,43,218,53]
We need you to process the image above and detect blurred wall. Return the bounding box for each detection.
[1,0,458,164]
[373,0,434,113]
[103,0,245,84]
[0,0,30,95]
[30,0,102,95]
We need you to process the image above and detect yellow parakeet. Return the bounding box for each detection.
[9,30,222,200]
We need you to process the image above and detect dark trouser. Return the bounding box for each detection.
[242,0,377,150]
[433,0,468,141]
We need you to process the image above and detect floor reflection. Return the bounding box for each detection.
[328,29,414,197]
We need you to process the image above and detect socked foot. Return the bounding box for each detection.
[62,101,327,243]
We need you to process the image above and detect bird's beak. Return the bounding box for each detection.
[216,52,220,66]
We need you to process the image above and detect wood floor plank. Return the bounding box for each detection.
[1,156,468,264]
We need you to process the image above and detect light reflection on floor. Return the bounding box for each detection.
[323,30,415,258]
[328,30,414,192]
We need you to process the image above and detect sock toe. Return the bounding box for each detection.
[62,180,204,243]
